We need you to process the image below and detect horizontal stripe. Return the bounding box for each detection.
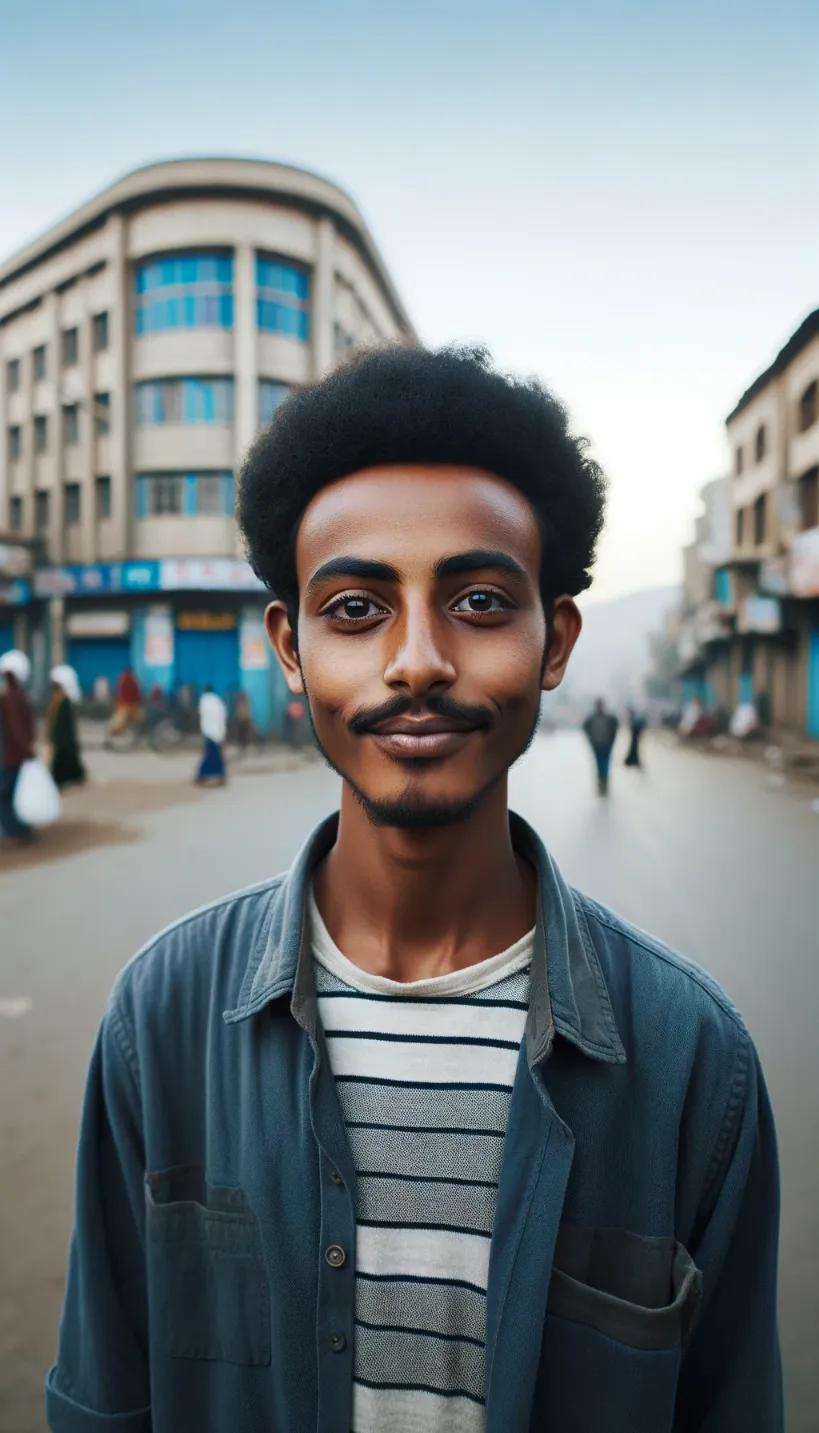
[318,991,527,1044]
[359,1221,491,1237]
[353,1381,486,1433]
[346,1123,508,1184]
[357,1271,487,1296]
[325,1029,520,1049]
[356,1317,485,1349]
[355,1322,485,1401]
[356,1277,487,1343]
[335,1075,515,1092]
[347,1122,505,1138]
[354,1377,485,1406]
[357,1171,497,1187]
[326,1036,521,1085]
[357,1224,491,1288]
[358,1174,496,1234]
[320,988,528,1009]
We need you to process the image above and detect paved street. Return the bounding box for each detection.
[1,731,817,1431]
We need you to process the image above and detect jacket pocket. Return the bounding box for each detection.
[145,1166,271,1367]
[536,1225,702,1432]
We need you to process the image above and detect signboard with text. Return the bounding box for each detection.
[32,558,267,598]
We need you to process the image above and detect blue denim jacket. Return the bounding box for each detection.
[47,813,782,1432]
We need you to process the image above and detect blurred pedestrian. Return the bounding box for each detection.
[582,697,618,795]
[286,697,307,747]
[235,689,257,753]
[110,667,143,737]
[196,684,227,786]
[0,650,36,841]
[624,706,646,769]
[47,665,86,789]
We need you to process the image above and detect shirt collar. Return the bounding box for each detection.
[223,811,626,1067]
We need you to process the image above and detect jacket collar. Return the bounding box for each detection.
[224,812,625,1067]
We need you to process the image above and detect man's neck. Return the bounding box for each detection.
[312,781,537,983]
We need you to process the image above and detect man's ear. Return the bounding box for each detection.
[542,596,582,692]
[265,602,304,694]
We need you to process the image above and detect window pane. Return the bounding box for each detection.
[96,476,112,519]
[65,484,81,524]
[9,496,23,531]
[165,381,182,424]
[197,475,223,515]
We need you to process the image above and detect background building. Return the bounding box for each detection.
[0,158,412,729]
[672,309,819,736]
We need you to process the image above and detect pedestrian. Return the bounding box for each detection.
[109,667,142,737]
[582,696,619,794]
[624,705,646,768]
[46,665,86,789]
[196,683,227,785]
[50,346,782,1433]
[0,650,36,842]
[234,689,257,753]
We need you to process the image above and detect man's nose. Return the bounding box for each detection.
[382,603,457,696]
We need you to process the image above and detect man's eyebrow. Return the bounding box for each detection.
[435,549,527,580]
[305,556,402,591]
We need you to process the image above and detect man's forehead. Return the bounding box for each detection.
[296,464,540,561]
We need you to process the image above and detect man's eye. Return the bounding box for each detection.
[452,589,510,615]
[325,595,386,622]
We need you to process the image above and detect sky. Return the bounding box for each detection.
[1,0,817,603]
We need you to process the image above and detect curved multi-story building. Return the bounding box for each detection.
[0,158,413,724]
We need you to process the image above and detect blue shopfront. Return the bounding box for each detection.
[34,559,288,735]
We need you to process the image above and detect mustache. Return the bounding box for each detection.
[348,692,496,736]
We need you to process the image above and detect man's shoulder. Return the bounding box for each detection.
[574,888,748,1049]
[108,875,286,1030]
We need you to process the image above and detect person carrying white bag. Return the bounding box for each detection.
[0,649,60,842]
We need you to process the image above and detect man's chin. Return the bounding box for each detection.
[347,772,503,830]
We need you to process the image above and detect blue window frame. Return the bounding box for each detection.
[134,255,234,334]
[135,378,234,425]
[136,472,234,518]
[256,257,310,341]
[259,380,290,427]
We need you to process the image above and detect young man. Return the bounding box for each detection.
[48,347,782,1433]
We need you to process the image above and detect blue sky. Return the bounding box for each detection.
[2,0,816,600]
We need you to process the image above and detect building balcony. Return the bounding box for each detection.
[133,424,235,471]
[789,424,819,480]
[131,329,234,381]
[132,514,240,561]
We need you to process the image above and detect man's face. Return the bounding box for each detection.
[267,465,580,828]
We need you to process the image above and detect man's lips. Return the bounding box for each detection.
[366,717,480,759]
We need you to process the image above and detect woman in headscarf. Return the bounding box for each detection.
[0,650,36,840]
[47,665,86,789]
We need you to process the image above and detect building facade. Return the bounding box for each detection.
[0,158,412,729]
[677,310,819,735]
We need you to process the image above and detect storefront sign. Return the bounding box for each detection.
[144,606,174,667]
[33,561,161,597]
[66,610,130,638]
[176,611,237,631]
[159,559,266,592]
[0,543,32,578]
[737,595,782,635]
[240,613,269,671]
[0,579,31,606]
[33,558,264,598]
[790,527,819,598]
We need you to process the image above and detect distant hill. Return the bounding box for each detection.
[547,586,679,712]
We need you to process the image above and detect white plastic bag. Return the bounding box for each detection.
[13,759,61,826]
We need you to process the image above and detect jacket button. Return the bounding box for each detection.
[325,1244,346,1268]
[330,1170,343,1186]
[329,1332,346,1352]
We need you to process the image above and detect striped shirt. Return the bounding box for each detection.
[310,889,533,1433]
